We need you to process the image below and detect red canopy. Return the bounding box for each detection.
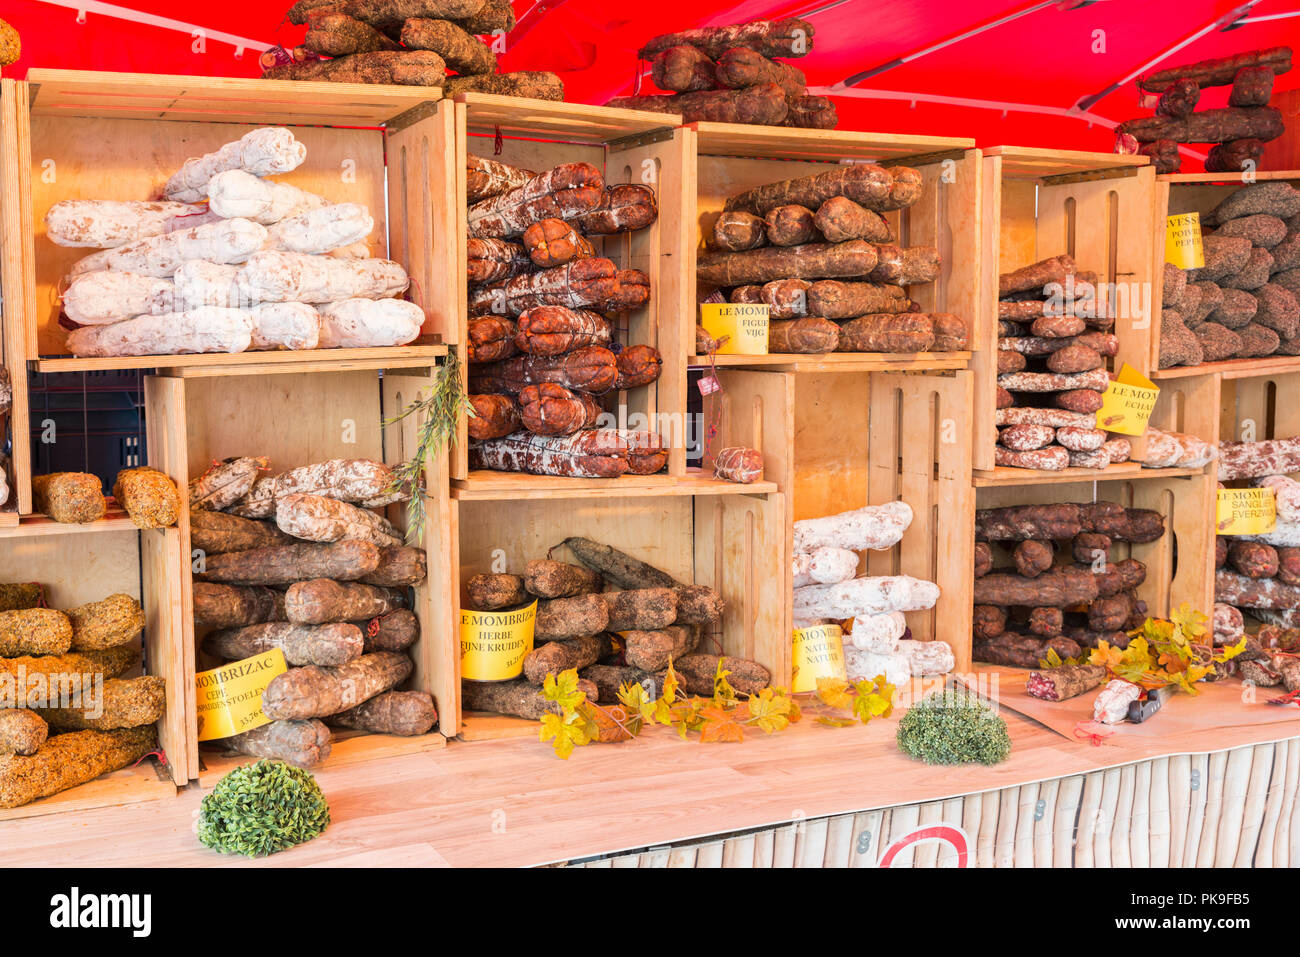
[3,0,1297,149]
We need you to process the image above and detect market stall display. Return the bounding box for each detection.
[695,163,968,357]
[1116,47,1292,173]
[607,18,834,128]
[972,501,1170,666]
[263,0,559,99]
[1158,182,1300,368]
[189,455,436,768]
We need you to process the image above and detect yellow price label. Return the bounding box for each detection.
[1165,212,1205,270]
[195,649,287,742]
[1095,364,1160,436]
[461,600,536,682]
[700,302,769,355]
[791,623,847,693]
[1216,488,1277,535]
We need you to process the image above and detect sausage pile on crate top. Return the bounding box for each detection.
[696,164,969,358]
[188,456,437,768]
[0,586,164,809]
[1115,46,1291,174]
[461,538,760,720]
[605,17,835,129]
[464,154,667,478]
[263,0,561,100]
[790,502,951,685]
[1159,183,1300,369]
[1213,438,1300,664]
[972,502,1168,669]
[48,127,422,359]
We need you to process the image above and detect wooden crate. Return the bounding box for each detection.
[690,124,979,374]
[0,519,185,816]
[1219,370,1300,474]
[975,470,1217,638]
[456,486,787,738]
[145,366,454,781]
[975,146,1156,480]
[6,70,445,375]
[708,369,975,671]
[1152,170,1300,383]
[1,79,32,517]
[386,93,691,486]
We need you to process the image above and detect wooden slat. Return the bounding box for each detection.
[459,92,679,142]
[28,70,434,126]
[34,345,446,375]
[691,352,970,372]
[0,80,34,513]
[452,471,778,501]
[197,730,447,788]
[0,764,175,823]
[985,145,1150,180]
[694,122,974,163]
[1158,170,1300,184]
[0,504,139,538]
[1152,355,1300,381]
[458,712,538,742]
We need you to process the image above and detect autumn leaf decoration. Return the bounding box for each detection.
[537,659,895,759]
[1084,603,1247,695]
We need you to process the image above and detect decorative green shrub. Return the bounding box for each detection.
[896,690,1011,766]
[198,759,331,857]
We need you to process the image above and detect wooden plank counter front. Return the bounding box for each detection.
[3,680,1297,867]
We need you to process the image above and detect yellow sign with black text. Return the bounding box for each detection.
[1095,364,1160,436]
[791,623,847,693]
[195,649,287,742]
[461,600,537,681]
[1216,488,1277,536]
[1165,212,1204,270]
[700,302,770,355]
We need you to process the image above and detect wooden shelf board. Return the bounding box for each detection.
[0,505,140,538]
[452,470,779,501]
[1152,356,1300,381]
[692,122,974,162]
[690,351,970,372]
[459,712,538,742]
[1159,170,1300,184]
[460,92,679,144]
[973,462,1208,487]
[196,730,447,789]
[0,510,18,528]
[33,343,447,376]
[986,145,1150,179]
[26,70,435,127]
[0,760,175,823]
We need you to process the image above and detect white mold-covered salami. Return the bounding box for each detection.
[228,476,278,519]
[266,203,375,255]
[237,251,408,303]
[70,218,268,278]
[844,649,910,687]
[66,307,252,357]
[1219,437,1300,481]
[1254,607,1300,628]
[45,200,205,248]
[175,260,243,309]
[1240,519,1300,548]
[1215,569,1300,608]
[1055,426,1106,452]
[326,241,372,260]
[792,501,913,553]
[999,424,1055,451]
[1093,679,1141,724]
[1103,437,1132,464]
[793,574,939,619]
[206,169,327,224]
[248,302,320,350]
[62,271,174,325]
[994,407,1095,429]
[995,446,1069,470]
[274,459,403,507]
[897,639,955,676]
[792,546,860,587]
[274,492,401,547]
[316,298,423,348]
[997,368,1110,393]
[1141,428,1184,468]
[845,611,907,653]
[1069,448,1110,469]
[164,128,307,204]
[1212,602,1244,645]
[1257,475,1300,522]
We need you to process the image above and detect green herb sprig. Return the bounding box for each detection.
[383,350,472,545]
[197,759,331,858]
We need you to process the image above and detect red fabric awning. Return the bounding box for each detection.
[3,0,1297,150]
